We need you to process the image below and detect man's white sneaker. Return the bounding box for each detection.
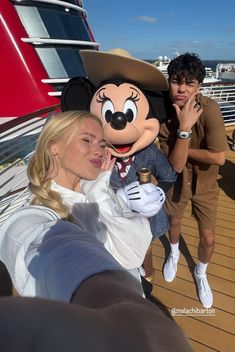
[163,251,180,282]
[194,268,213,308]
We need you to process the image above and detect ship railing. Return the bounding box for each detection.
[0,104,60,226]
[200,82,235,124]
[45,81,235,122]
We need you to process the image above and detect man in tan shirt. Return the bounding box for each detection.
[159,53,227,308]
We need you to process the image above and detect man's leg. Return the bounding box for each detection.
[141,245,154,295]
[194,226,214,308]
[198,227,215,263]
[168,215,182,244]
[143,244,154,281]
[163,215,182,282]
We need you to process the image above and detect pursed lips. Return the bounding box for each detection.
[90,159,102,168]
[175,95,187,101]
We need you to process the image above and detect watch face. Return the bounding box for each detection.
[177,130,192,139]
[181,132,189,138]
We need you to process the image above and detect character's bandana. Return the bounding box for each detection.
[116,157,135,180]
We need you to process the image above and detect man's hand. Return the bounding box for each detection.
[173,93,203,131]
[116,181,165,217]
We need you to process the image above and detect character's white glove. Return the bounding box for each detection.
[116,181,165,217]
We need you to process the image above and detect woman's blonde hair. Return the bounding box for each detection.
[28,110,103,219]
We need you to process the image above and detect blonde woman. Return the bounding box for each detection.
[0,111,152,302]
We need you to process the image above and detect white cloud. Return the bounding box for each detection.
[137,16,156,23]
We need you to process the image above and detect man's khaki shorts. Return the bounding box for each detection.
[165,189,219,231]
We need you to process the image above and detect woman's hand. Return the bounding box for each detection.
[101,149,116,172]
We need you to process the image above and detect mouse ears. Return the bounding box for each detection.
[146,90,172,123]
[61,76,96,111]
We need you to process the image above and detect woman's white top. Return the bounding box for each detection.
[0,171,152,302]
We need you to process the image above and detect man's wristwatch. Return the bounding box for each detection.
[177,129,192,139]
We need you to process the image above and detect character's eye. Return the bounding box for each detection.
[101,100,114,123]
[123,99,137,122]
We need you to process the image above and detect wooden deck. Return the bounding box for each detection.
[151,127,235,352]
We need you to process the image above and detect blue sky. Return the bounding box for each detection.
[83,0,235,60]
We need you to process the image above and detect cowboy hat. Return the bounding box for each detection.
[80,49,168,92]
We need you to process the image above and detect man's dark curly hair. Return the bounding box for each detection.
[167,52,206,83]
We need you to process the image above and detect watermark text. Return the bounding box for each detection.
[171,307,215,316]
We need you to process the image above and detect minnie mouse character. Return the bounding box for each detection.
[61,49,176,284]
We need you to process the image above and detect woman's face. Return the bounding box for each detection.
[50,118,106,190]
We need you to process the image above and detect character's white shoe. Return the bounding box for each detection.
[163,251,180,282]
[194,267,213,308]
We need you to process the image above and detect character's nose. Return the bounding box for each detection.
[109,112,127,130]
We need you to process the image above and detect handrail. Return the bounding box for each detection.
[202,81,235,87]
[13,0,87,14]
[21,38,100,47]
[0,104,60,134]
[200,82,235,125]
[0,104,61,225]
[48,92,61,96]
[41,78,70,84]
